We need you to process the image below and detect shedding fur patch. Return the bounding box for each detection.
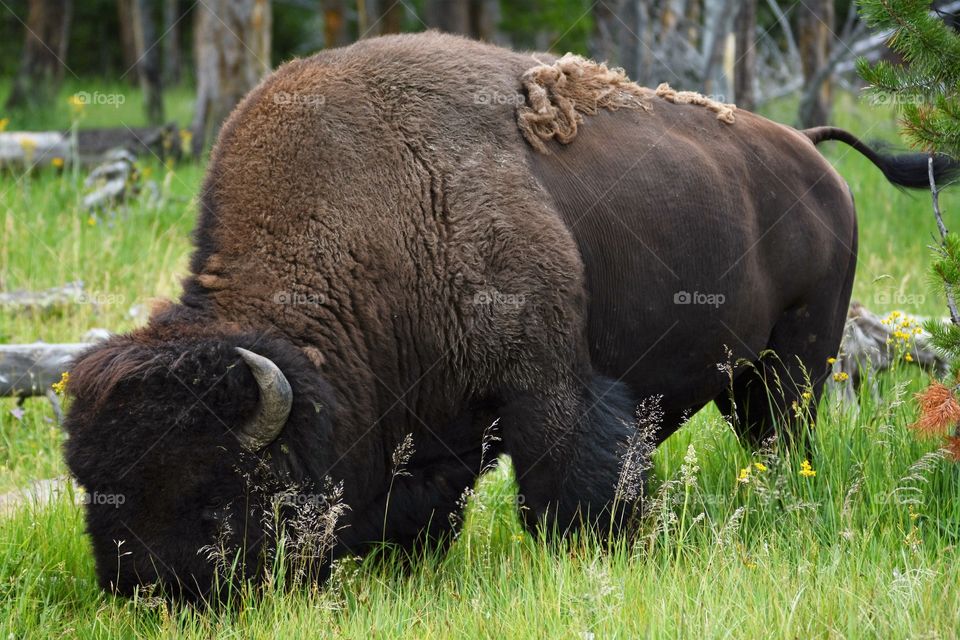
[654,83,737,124]
[517,54,652,153]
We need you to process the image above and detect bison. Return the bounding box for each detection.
[64,32,956,598]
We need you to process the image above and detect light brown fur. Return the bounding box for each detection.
[653,82,737,123]
[517,53,651,152]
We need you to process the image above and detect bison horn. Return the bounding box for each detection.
[235,348,293,450]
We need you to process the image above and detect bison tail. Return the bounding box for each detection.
[802,126,960,189]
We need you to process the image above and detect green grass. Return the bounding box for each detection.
[0,78,196,131]
[1,87,959,638]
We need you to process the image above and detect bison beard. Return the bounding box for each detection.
[63,32,957,599]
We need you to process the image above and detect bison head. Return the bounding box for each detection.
[63,329,334,600]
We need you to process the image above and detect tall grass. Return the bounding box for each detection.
[0,88,958,637]
[1,389,957,638]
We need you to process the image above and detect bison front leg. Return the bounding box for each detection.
[499,374,641,537]
[336,450,483,557]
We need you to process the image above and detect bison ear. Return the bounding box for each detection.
[234,348,293,450]
[65,337,155,410]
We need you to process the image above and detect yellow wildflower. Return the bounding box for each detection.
[87,215,97,226]
[179,129,193,155]
[799,459,816,478]
[0,117,8,132]
[18,136,37,154]
[905,353,914,362]
[833,371,849,382]
[753,462,767,472]
[801,391,812,401]
[51,157,64,168]
[68,94,86,115]
[737,467,751,483]
[826,357,836,365]
[52,371,70,394]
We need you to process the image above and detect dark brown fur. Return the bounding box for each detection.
[64,31,956,597]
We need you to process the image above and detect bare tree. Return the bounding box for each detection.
[620,0,652,84]
[357,0,369,35]
[425,0,470,35]
[591,0,623,65]
[797,0,834,127]
[162,0,182,85]
[322,0,349,48]
[424,0,494,39]
[469,0,499,41]
[117,0,138,79]
[701,0,735,96]
[5,0,74,110]
[378,0,404,34]
[132,0,164,124]
[191,0,272,155]
[733,0,756,110]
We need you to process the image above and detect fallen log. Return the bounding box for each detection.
[0,476,75,516]
[0,132,70,168]
[0,342,91,398]
[82,149,161,210]
[76,125,180,165]
[0,330,109,422]
[0,124,179,169]
[829,302,949,402]
[0,282,86,315]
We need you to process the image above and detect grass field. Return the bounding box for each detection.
[1,83,959,638]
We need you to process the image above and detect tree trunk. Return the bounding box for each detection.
[591,0,622,65]
[357,0,368,36]
[702,0,735,95]
[132,0,164,124]
[425,0,470,35]
[797,0,833,127]
[5,0,74,110]
[684,0,700,49]
[620,0,652,84]
[733,0,756,110]
[378,0,404,34]
[190,0,272,155]
[468,0,498,40]
[117,0,138,78]
[322,0,349,48]
[162,0,182,85]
